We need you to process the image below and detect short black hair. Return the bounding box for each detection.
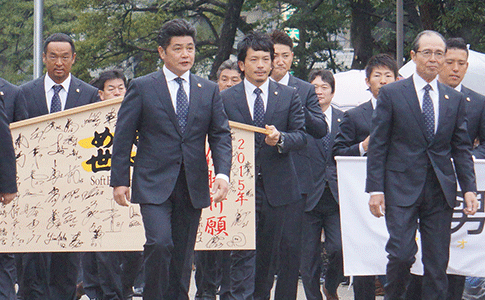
[365,54,399,79]
[270,30,293,49]
[308,69,335,94]
[216,59,241,80]
[91,70,127,91]
[411,30,446,52]
[237,31,274,63]
[446,37,468,55]
[157,19,196,49]
[43,33,75,54]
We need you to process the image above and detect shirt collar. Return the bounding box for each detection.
[244,78,270,96]
[454,83,463,92]
[271,72,290,86]
[413,73,438,93]
[371,96,377,110]
[45,73,71,92]
[163,65,190,83]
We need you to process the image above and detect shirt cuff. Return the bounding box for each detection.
[370,191,384,195]
[359,142,367,156]
[215,174,229,184]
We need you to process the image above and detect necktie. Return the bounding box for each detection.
[51,85,63,113]
[174,77,189,133]
[322,116,331,152]
[422,84,435,140]
[253,87,265,142]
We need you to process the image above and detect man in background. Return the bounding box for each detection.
[20,32,100,300]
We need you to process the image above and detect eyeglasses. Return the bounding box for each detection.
[416,50,445,59]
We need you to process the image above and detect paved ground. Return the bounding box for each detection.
[91,273,385,299]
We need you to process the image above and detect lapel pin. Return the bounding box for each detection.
[337,118,341,122]
[0,91,4,96]
[444,94,449,99]
[466,97,471,102]
[274,91,278,95]
[197,83,202,88]
[76,89,80,93]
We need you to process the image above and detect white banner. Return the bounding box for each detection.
[336,156,485,277]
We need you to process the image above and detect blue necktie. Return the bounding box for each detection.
[51,85,62,113]
[253,87,265,142]
[322,116,331,152]
[422,84,435,140]
[174,77,189,133]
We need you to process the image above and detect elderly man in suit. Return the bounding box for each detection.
[366,30,478,300]
[220,31,306,300]
[19,33,100,300]
[334,53,398,300]
[268,30,327,300]
[0,101,18,300]
[299,69,343,300]
[110,19,232,300]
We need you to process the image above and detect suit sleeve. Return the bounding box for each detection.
[13,88,28,121]
[0,107,17,193]
[333,110,362,156]
[473,97,485,159]
[110,80,142,187]
[365,88,393,193]
[452,93,477,193]
[302,85,327,139]
[278,90,307,153]
[207,85,232,177]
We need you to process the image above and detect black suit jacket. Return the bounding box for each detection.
[306,106,343,211]
[0,78,27,123]
[20,75,99,118]
[462,86,485,159]
[0,105,16,194]
[287,75,327,194]
[366,76,476,208]
[221,80,306,207]
[333,100,373,157]
[110,70,232,209]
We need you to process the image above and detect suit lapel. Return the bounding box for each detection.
[152,71,182,135]
[34,76,49,115]
[235,83,253,125]
[402,76,429,141]
[361,100,373,129]
[185,74,204,134]
[436,82,451,138]
[65,76,81,110]
[265,81,280,126]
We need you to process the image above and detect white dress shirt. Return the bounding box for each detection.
[44,73,71,113]
[272,72,290,86]
[163,65,191,114]
[243,78,270,120]
[413,74,439,133]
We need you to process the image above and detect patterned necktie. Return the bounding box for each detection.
[174,77,189,133]
[422,84,435,140]
[253,87,265,142]
[322,116,331,152]
[51,85,63,113]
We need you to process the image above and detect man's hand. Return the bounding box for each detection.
[463,191,478,215]
[0,193,17,205]
[113,186,131,207]
[265,125,281,146]
[362,136,370,152]
[369,194,385,218]
[212,178,229,203]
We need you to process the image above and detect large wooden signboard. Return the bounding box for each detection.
[1,99,257,252]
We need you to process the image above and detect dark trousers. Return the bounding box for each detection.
[384,168,453,300]
[140,167,201,300]
[0,254,16,300]
[405,274,466,300]
[229,176,287,300]
[121,251,144,297]
[82,252,123,300]
[194,250,231,299]
[21,252,80,300]
[353,276,376,300]
[272,197,305,300]
[300,187,343,300]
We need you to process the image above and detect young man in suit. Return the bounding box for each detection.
[110,19,232,300]
[300,69,343,300]
[194,59,241,300]
[220,31,306,300]
[334,53,398,300]
[268,30,327,300]
[0,104,18,300]
[366,30,478,299]
[19,33,100,300]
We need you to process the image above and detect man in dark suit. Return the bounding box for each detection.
[406,37,485,300]
[110,19,232,300]
[0,101,18,300]
[268,30,327,300]
[0,78,27,123]
[220,32,306,300]
[299,69,343,300]
[366,31,478,300]
[334,53,398,300]
[19,33,100,300]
